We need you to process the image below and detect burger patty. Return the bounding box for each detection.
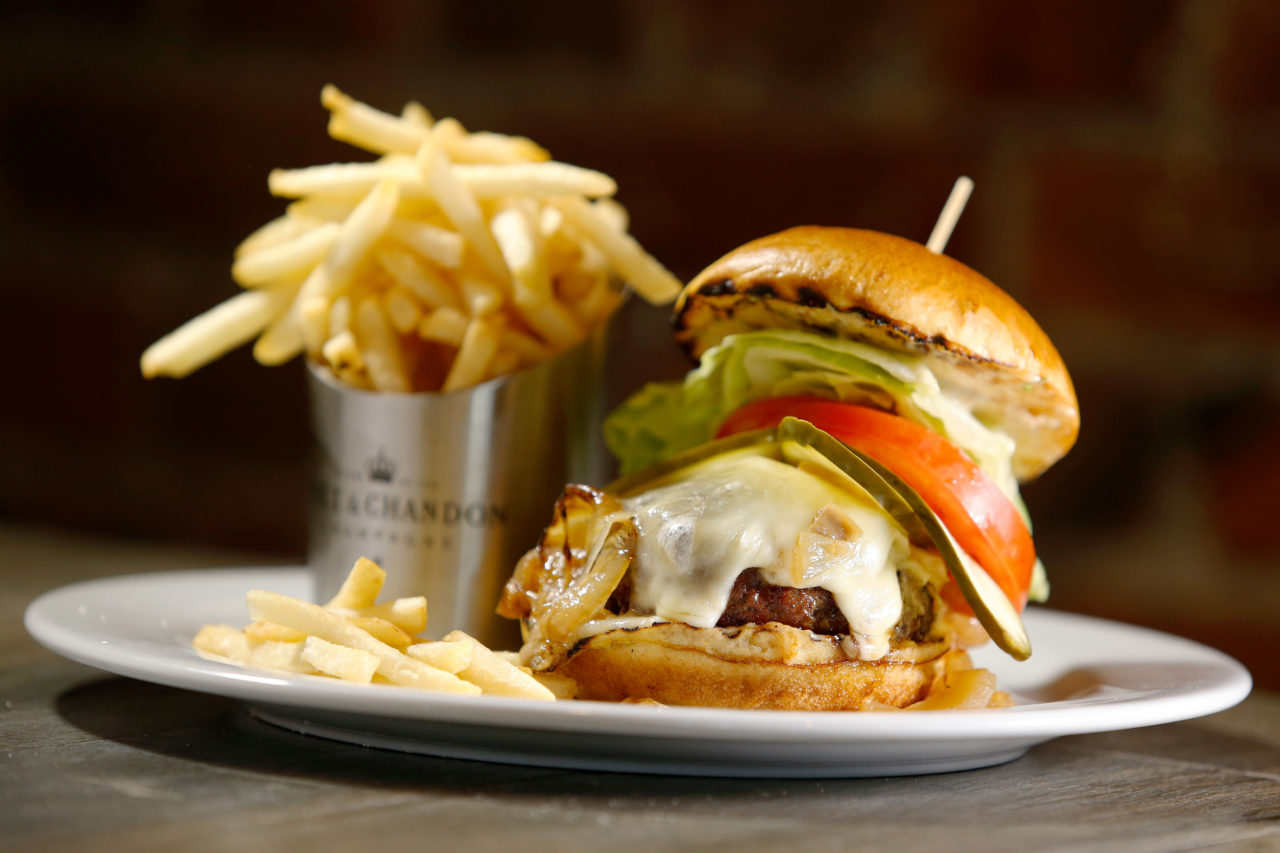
[715,568,849,634]
[607,567,935,643]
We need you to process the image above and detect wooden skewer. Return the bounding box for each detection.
[926,176,974,254]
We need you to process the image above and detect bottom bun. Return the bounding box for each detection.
[555,622,952,710]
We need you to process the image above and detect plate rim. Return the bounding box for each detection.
[24,565,1254,745]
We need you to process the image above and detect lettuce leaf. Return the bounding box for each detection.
[602,380,716,476]
[605,330,917,475]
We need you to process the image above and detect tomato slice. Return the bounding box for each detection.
[716,396,1034,611]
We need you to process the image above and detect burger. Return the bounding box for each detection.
[498,226,1079,710]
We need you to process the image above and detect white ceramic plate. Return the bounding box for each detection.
[25,567,1252,778]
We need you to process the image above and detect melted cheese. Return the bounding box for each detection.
[618,453,906,661]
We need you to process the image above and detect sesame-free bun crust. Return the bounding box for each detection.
[555,622,951,710]
[674,227,1079,480]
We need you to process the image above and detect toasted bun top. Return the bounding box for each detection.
[673,227,1079,479]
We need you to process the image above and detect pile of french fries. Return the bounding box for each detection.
[194,557,567,700]
[142,85,682,393]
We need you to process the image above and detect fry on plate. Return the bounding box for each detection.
[192,557,559,701]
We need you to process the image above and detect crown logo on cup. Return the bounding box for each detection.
[366,449,396,483]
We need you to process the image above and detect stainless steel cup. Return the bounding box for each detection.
[306,323,610,648]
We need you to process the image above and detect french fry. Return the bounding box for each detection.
[459,163,616,199]
[488,348,522,379]
[569,275,621,329]
[354,297,410,392]
[257,261,331,361]
[268,161,419,199]
[383,286,424,334]
[235,213,322,259]
[405,638,473,674]
[375,247,462,311]
[593,197,629,233]
[345,615,415,649]
[322,84,429,156]
[248,640,316,674]
[387,220,465,269]
[286,196,358,223]
[416,133,511,288]
[300,635,380,682]
[539,206,583,271]
[325,556,386,609]
[442,317,499,392]
[553,267,599,304]
[330,597,428,635]
[141,288,292,379]
[492,205,550,301]
[379,596,429,635]
[194,626,332,678]
[299,292,332,357]
[456,271,506,317]
[321,330,364,378]
[494,321,553,365]
[193,624,252,661]
[417,306,470,348]
[573,230,611,279]
[512,288,583,351]
[316,179,400,299]
[444,630,555,700]
[231,222,339,287]
[401,100,433,127]
[244,621,307,643]
[246,589,480,694]
[441,128,550,164]
[428,116,467,153]
[269,161,605,201]
[253,292,307,366]
[328,296,353,337]
[252,268,324,366]
[553,195,681,304]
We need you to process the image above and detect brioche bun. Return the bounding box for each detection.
[557,622,952,711]
[673,226,1078,480]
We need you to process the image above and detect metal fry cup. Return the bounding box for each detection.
[306,323,610,649]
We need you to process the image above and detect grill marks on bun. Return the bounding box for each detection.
[673,226,1080,480]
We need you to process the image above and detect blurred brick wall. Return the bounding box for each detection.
[2,2,1278,684]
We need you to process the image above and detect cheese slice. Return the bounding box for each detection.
[617,452,907,661]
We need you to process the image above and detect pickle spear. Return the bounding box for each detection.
[775,417,1031,660]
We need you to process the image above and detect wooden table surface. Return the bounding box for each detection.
[4,522,1278,853]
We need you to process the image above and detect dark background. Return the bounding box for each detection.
[2,2,1278,687]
